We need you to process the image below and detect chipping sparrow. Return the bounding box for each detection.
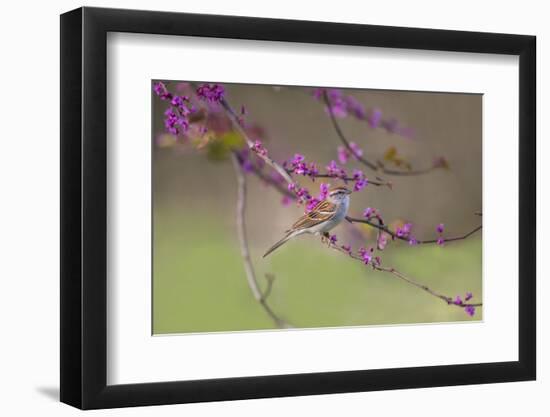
[263,186,352,258]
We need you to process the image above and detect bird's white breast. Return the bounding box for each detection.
[314,195,350,234]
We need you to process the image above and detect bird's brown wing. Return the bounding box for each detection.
[288,200,338,232]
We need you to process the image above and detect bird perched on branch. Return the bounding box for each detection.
[263,186,352,257]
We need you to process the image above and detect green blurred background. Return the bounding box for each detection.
[152,83,482,334]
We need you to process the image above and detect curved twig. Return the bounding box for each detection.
[222,95,392,191]
[346,216,482,245]
[322,90,439,176]
[234,151,295,198]
[223,94,394,194]
[284,169,393,188]
[231,154,291,328]
[222,98,294,185]
[374,265,482,308]
[327,240,482,309]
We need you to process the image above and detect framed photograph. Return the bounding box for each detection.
[60,6,536,409]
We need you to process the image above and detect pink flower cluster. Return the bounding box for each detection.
[196,83,225,103]
[330,234,383,267]
[287,182,313,208]
[304,183,330,212]
[453,292,476,317]
[337,142,363,164]
[154,81,196,136]
[436,223,445,246]
[363,207,379,219]
[311,88,415,139]
[326,160,347,178]
[312,88,366,119]
[283,154,370,192]
[352,169,368,192]
[252,140,268,157]
[284,154,319,178]
[396,223,413,238]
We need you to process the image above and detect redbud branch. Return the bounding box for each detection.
[284,169,393,188]
[326,240,482,309]
[221,92,394,191]
[238,147,481,247]
[263,273,276,301]
[322,90,378,171]
[234,151,296,198]
[231,154,291,328]
[322,90,440,177]
[374,265,482,308]
[188,80,295,188]
[346,216,482,245]
[221,98,295,185]
[221,94,393,191]
[238,151,482,310]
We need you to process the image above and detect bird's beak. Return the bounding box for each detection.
[345,189,352,195]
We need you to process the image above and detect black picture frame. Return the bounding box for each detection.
[60,6,536,410]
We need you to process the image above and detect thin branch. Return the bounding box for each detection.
[243,155,482,311]
[234,151,295,198]
[262,273,276,301]
[326,240,482,309]
[418,225,482,244]
[238,143,481,247]
[374,265,482,308]
[221,98,295,185]
[322,90,378,171]
[231,154,291,328]
[346,216,482,245]
[284,169,393,188]
[322,90,439,176]
[188,81,294,188]
[223,94,393,191]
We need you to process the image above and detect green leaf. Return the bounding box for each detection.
[205,131,245,161]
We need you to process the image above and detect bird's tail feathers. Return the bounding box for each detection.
[263,232,294,258]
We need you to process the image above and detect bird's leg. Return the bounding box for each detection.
[322,232,330,246]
